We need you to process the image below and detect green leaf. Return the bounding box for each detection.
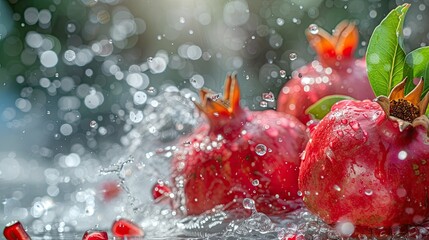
[306,95,354,120]
[404,47,429,94]
[366,3,410,96]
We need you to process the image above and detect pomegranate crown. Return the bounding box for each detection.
[194,73,244,125]
[377,78,429,135]
[306,20,359,67]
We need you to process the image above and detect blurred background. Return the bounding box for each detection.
[1,0,429,236]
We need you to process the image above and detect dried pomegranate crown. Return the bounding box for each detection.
[194,73,246,134]
[376,78,429,135]
[306,20,358,67]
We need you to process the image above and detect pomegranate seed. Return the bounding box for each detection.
[82,230,108,240]
[101,180,121,201]
[111,218,143,237]
[3,221,31,240]
[151,180,172,202]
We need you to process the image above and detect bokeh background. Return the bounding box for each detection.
[1,0,429,236]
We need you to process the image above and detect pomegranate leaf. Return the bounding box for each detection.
[366,3,410,97]
[404,47,429,95]
[306,95,353,120]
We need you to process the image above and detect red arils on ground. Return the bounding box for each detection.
[152,180,172,203]
[3,221,31,240]
[277,21,375,124]
[100,180,122,202]
[111,218,144,237]
[82,230,108,240]
[171,74,308,215]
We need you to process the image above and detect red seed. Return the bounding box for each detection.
[3,221,31,240]
[111,218,144,237]
[151,180,172,202]
[82,230,108,240]
[101,180,121,201]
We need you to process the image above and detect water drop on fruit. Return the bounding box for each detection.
[82,230,108,240]
[252,179,260,186]
[255,144,267,156]
[333,185,341,191]
[364,189,373,196]
[3,221,31,240]
[111,218,144,237]
[308,24,319,34]
[243,198,255,210]
[398,150,407,160]
[289,53,297,61]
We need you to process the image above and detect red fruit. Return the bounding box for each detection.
[299,79,429,231]
[152,180,172,203]
[3,221,31,240]
[171,74,308,215]
[277,21,375,124]
[82,230,108,240]
[111,218,144,237]
[100,180,121,202]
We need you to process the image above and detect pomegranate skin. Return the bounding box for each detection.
[171,75,308,216]
[299,99,429,228]
[277,58,374,124]
[277,21,375,124]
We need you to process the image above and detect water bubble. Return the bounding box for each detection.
[252,179,259,186]
[289,53,297,61]
[243,198,255,210]
[336,221,355,237]
[262,92,275,102]
[259,101,268,108]
[89,120,98,129]
[398,150,407,160]
[129,110,144,123]
[280,70,286,78]
[40,50,59,68]
[276,18,285,26]
[255,144,267,156]
[308,24,319,34]
[190,74,204,89]
[64,50,76,62]
[333,185,341,191]
[364,189,373,196]
[133,91,147,105]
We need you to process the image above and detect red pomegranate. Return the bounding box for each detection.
[171,74,308,215]
[277,21,375,124]
[299,78,429,232]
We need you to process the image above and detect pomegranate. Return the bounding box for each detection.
[3,221,31,240]
[82,230,108,240]
[111,218,144,238]
[171,74,308,215]
[299,78,429,231]
[277,21,375,124]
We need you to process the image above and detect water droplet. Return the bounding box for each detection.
[297,191,303,196]
[259,101,268,108]
[289,53,297,61]
[398,150,407,160]
[243,198,255,210]
[252,179,259,186]
[333,185,341,191]
[147,57,153,62]
[255,144,267,156]
[308,24,319,34]
[364,189,373,196]
[262,92,275,102]
[276,18,285,26]
[349,121,360,131]
[279,70,286,78]
[89,120,98,129]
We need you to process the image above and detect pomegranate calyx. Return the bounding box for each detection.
[194,73,246,134]
[375,78,429,136]
[306,20,358,67]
